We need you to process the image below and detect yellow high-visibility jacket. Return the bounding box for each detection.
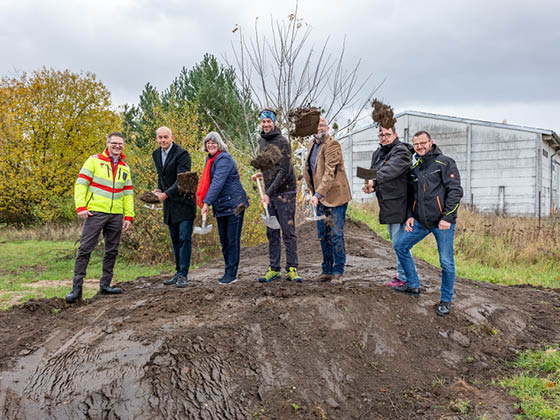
[74,149,134,221]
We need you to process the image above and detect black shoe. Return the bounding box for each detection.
[65,287,83,303]
[163,273,179,286]
[100,285,122,295]
[392,285,421,296]
[436,301,451,316]
[176,275,188,288]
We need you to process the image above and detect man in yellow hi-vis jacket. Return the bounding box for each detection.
[65,132,135,303]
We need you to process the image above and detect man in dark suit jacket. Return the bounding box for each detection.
[152,126,196,288]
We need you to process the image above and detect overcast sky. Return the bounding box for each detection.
[2,0,559,133]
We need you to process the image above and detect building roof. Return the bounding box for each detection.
[338,110,560,147]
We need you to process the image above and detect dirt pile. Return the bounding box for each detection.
[1,222,559,419]
[138,191,160,204]
[371,99,397,129]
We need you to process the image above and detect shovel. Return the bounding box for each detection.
[356,166,377,181]
[143,203,162,210]
[306,203,326,222]
[256,177,280,230]
[194,214,213,235]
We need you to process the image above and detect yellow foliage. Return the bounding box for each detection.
[0,68,120,222]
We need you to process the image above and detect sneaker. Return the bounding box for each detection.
[258,267,281,283]
[392,285,420,296]
[286,267,302,283]
[219,276,238,285]
[316,273,334,282]
[163,273,179,286]
[384,276,406,287]
[436,301,451,316]
[330,274,344,285]
[176,275,188,288]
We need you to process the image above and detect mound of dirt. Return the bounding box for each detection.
[138,191,160,204]
[250,145,283,171]
[1,221,559,419]
[288,107,321,138]
[177,171,199,195]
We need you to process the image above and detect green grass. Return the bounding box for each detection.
[0,239,170,309]
[347,204,560,288]
[498,347,560,419]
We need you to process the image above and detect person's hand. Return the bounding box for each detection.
[152,188,163,194]
[362,180,374,194]
[438,219,451,230]
[405,217,415,232]
[261,194,270,207]
[201,202,209,217]
[252,172,263,182]
[78,210,93,220]
[155,191,168,203]
[122,220,131,233]
[309,195,319,207]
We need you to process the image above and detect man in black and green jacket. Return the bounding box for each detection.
[394,131,463,316]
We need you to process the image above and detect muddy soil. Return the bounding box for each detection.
[1,221,559,419]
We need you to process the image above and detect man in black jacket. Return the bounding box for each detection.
[152,126,196,288]
[363,125,412,287]
[252,109,300,283]
[393,131,463,316]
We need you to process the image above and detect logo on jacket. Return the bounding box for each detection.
[123,172,127,180]
[450,173,455,178]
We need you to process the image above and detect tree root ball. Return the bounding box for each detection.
[250,145,283,171]
[288,107,321,137]
[139,191,160,204]
[178,172,199,195]
[371,99,397,129]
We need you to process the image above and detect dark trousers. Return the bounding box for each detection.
[317,203,348,275]
[217,211,245,279]
[72,212,123,288]
[169,219,193,276]
[267,192,298,271]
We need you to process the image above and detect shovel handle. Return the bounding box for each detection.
[201,213,207,229]
[256,177,268,209]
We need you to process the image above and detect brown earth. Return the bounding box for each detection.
[1,220,559,419]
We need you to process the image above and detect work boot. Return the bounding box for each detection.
[258,267,281,283]
[176,275,188,288]
[65,286,83,303]
[286,267,302,283]
[163,273,179,286]
[436,301,451,316]
[100,285,122,295]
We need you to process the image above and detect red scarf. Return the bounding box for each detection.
[196,151,222,208]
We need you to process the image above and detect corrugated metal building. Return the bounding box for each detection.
[339,111,560,216]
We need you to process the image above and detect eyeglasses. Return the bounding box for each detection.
[109,142,124,148]
[413,140,430,148]
[378,132,393,138]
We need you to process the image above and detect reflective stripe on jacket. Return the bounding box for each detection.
[74,149,134,221]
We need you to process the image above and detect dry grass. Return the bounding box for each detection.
[0,221,82,242]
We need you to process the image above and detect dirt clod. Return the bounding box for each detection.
[177,171,199,195]
[250,145,283,171]
[288,107,321,137]
[138,191,160,204]
[371,99,397,129]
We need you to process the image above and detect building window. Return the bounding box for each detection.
[543,149,549,158]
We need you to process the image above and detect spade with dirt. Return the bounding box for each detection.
[288,106,321,137]
[371,99,397,129]
[138,191,160,204]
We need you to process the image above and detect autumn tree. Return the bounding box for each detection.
[0,68,120,223]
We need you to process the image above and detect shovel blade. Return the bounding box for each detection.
[356,166,377,180]
[261,214,281,229]
[193,224,213,235]
[306,215,326,222]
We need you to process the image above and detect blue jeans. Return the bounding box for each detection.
[317,202,348,275]
[394,221,456,302]
[168,219,193,276]
[216,211,245,279]
[387,223,407,281]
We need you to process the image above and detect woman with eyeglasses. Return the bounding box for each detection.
[196,132,249,284]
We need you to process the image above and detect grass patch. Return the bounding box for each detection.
[348,202,560,288]
[0,239,170,310]
[498,347,560,419]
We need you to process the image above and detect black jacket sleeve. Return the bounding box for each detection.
[374,145,411,187]
[440,157,463,224]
